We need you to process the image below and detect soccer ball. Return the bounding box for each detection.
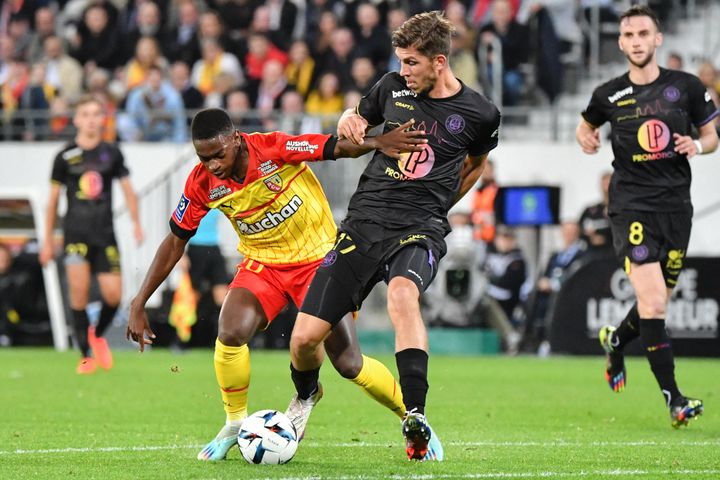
[237,410,298,465]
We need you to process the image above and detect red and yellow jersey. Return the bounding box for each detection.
[170,132,338,265]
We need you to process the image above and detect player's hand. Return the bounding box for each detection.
[337,110,368,145]
[673,133,700,158]
[134,223,145,245]
[39,241,54,266]
[576,123,601,154]
[126,298,156,352]
[374,119,427,160]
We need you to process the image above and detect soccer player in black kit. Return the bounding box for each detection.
[40,95,144,374]
[287,11,501,461]
[576,6,718,427]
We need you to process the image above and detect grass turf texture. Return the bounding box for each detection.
[1,348,719,479]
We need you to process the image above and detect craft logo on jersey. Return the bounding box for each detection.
[208,185,232,200]
[608,86,633,103]
[634,119,675,162]
[445,114,465,134]
[77,171,103,200]
[285,140,319,153]
[263,173,283,192]
[236,195,303,234]
[259,160,279,176]
[174,193,190,222]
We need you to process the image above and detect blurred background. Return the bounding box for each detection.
[1,0,719,358]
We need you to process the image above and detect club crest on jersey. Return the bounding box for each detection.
[608,86,633,103]
[208,185,232,200]
[445,114,465,134]
[174,194,190,222]
[264,173,283,192]
[663,86,680,102]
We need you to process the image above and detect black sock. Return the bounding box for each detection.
[71,309,91,357]
[290,364,320,400]
[640,319,682,406]
[95,303,118,337]
[395,348,429,415]
[614,303,640,351]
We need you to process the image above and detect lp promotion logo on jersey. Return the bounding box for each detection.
[634,119,676,162]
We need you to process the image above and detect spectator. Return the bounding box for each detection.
[68,4,122,71]
[244,32,288,84]
[277,89,321,134]
[123,36,168,91]
[191,38,244,96]
[254,59,291,129]
[451,24,481,92]
[481,225,526,353]
[471,159,498,245]
[480,0,530,106]
[7,13,32,60]
[349,56,379,95]
[285,40,316,99]
[215,0,259,40]
[353,3,391,73]
[262,0,298,51]
[517,0,582,56]
[48,96,73,139]
[203,71,242,108]
[198,10,237,54]
[306,10,338,61]
[385,8,407,73]
[85,68,118,142]
[666,51,683,71]
[41,35,83,103]
[1,58,30,137]
[169,60,204,111]
[226,88,263,131]
[470,0,521,28]
[0,35,15,84]
[20,63,55,140]
[121,1,163,62]
[27,7,57,63]
[579,171,613,253]
[319,27,355,90]
[162,0,201,66]
[305,71,344,132]
[119,64,187,142]
[524,221,585,352]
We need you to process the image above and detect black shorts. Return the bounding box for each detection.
[63,235,121,274]
[187,245,229,291]
[300,219,446,326]
[609,210,691,287]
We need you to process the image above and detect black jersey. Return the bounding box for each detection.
[582,68,718,213]
[347,72,500,232]
[50,142,129,241]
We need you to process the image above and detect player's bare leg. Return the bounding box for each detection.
[198,288,265,461]
[387,277,443,461]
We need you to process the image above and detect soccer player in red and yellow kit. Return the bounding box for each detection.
[126,108,426,461]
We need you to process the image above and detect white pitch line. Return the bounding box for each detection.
[249,470,720,480]
[2,440,720,456]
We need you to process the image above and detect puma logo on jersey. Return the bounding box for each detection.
[236,195,303,234]
[608,86,633,103]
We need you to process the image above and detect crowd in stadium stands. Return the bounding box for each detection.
[0,0,686,142]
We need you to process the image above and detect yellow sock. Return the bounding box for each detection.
[351,355,405,418]
[214,338,250,423]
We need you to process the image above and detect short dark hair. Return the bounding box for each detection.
[191,108,234,140]
[391,11,454,58]
[620,5,661,32]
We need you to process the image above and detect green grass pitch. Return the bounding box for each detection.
[1,348,719,479]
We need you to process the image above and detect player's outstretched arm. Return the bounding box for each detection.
[127,232,188,352]
[334,119,426,159]
[119,177,145,245]
[576,120,601,154]
[673,122,719,158]
[337,108,370,145]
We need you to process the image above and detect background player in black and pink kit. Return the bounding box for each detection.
[40,95,144,374]
[126,108,426,462]
[288,11,501,461]
[576,5,718,427]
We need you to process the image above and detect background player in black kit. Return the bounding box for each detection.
[40,95,144,374]
[288,11,501,461]
[576,6,718,427]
